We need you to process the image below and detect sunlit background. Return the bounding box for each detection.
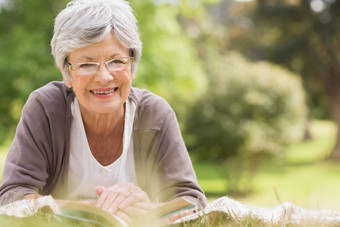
[0,0,339,212]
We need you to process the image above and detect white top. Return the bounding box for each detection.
[66,98,137,200]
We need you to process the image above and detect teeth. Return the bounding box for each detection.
[91,88,116,94]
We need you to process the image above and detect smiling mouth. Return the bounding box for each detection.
[90,87,118,95]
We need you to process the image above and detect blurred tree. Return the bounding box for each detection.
[220,0,340,159]
[185,52,307,194]
[0,0,207,142]
[0,0,67,141]
[131,0,207,123]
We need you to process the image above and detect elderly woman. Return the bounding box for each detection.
[0,0,206,223]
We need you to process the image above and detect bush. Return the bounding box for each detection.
[185,52,307,194]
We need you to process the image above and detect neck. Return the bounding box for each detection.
[80,105,125,139]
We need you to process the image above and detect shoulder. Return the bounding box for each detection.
[130,87,172,111]
[129,87,175,130]
[26,81,74,116]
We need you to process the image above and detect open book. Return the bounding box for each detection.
[55,197,197,226]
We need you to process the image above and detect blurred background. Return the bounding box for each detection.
[0,0,339,211]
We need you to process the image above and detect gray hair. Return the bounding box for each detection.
[51,0,142,80]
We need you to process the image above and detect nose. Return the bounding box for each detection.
[94,64,113,84]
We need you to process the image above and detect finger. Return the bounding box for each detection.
[118,189,149,210]
[96,184,122,208]
[96,183,136,211]
[95,186,105,196]
[108,189,132,213]
[102,191,120,211]
[96,189,116,210]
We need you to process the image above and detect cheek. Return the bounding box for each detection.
[116,68,132,84]
[71,76,90,96]
[116,69,132,98]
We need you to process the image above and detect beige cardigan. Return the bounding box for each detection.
[0,81,206,207]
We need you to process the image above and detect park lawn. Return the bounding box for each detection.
[193,120,340,211]
[0,120,338,212]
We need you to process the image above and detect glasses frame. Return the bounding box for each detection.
[67,56,135,76]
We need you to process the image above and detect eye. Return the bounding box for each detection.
[78,63,96,69]
[109,59,125,65]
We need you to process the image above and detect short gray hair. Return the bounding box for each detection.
[51,0,142,80]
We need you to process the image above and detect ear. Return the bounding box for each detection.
[131,67,135,80]
[58,66,72,88]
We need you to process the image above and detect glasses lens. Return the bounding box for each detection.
[75,63,98,76]
[107,57,132,72]
[70,57,133,75]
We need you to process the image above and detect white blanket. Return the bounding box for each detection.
[1,196,340,226]
[0,196,59,217]
[175,196,340,226]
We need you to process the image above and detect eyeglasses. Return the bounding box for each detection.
[67,57,134,76]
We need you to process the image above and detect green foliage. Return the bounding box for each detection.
[0,0,208,142]
[185,52,307,161]
[222,0,340,158]
[0,0,68,142]
[191,120,339,210]
[226,0,340,118]
[131,0,207,122]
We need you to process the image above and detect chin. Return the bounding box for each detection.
[93,104,123,114]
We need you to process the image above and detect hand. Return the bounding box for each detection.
[95,182,156,223]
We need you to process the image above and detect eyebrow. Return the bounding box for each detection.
[108,53,124,59]
[75,56,97,62]
[74,53,124,62]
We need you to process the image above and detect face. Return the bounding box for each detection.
[64,32,133,116]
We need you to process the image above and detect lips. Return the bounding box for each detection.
[90,87,118,95]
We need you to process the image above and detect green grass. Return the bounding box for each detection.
[0,141,10,182]
[193,119,340,211]
[0,119,339,226]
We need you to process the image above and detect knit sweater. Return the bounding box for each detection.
[0,81,206,207]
